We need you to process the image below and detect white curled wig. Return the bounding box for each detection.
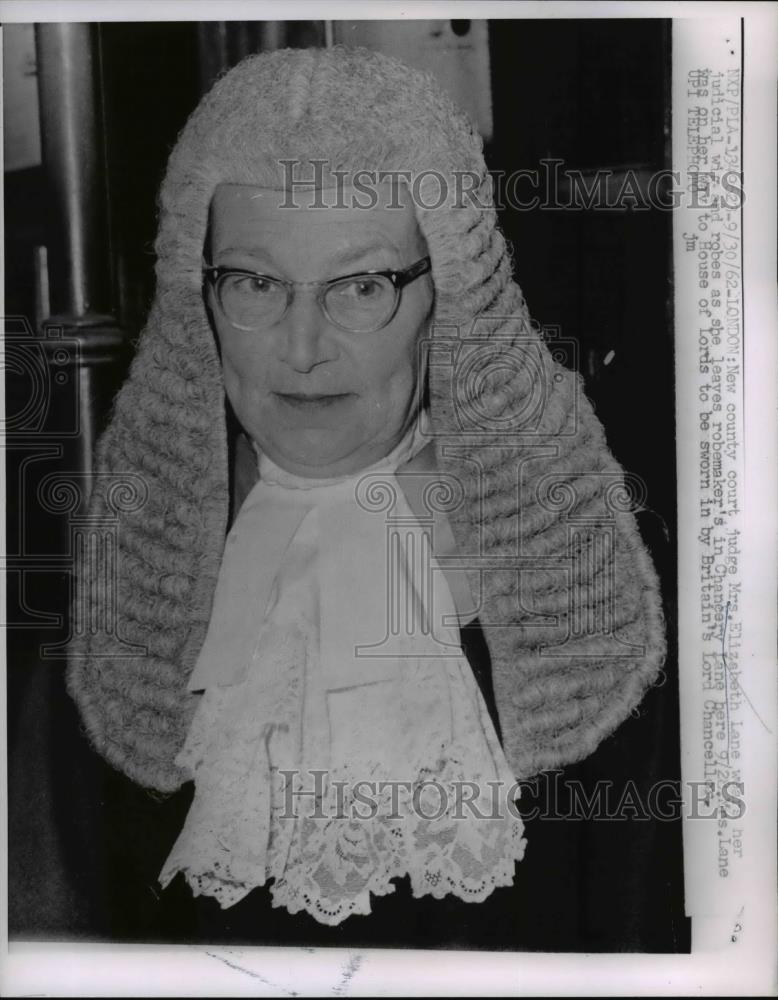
[67,46,666,793]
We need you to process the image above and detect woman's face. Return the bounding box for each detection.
[207,183,434,478]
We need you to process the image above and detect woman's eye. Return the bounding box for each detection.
[228,274,277,296]
[247,276,274,294]
[340,277,382,299]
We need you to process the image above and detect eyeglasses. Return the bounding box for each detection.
[203,257,431,335]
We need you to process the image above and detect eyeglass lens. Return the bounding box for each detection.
[218,272,398,333]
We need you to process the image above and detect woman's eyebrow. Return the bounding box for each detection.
[213,245,276,265]
[327,241,399,270]
[212,239,401,272]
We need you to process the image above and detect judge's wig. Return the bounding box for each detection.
[68,46,666,793]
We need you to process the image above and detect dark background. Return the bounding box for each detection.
[5,19,687,950]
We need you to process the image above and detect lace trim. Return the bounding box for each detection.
[162,757,527,925]
[158,438,528,927]
[159,627,527,925]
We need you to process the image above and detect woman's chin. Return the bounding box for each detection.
[261,431,363,477]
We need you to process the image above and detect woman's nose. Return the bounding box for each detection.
[278,290,333,372]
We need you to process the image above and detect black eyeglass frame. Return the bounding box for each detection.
[202,256,432,334]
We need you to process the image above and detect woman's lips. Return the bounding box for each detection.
[273,391,355,411]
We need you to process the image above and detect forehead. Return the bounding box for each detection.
[209,183,425,257]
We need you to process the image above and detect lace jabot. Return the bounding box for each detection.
[159,412,527,925]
